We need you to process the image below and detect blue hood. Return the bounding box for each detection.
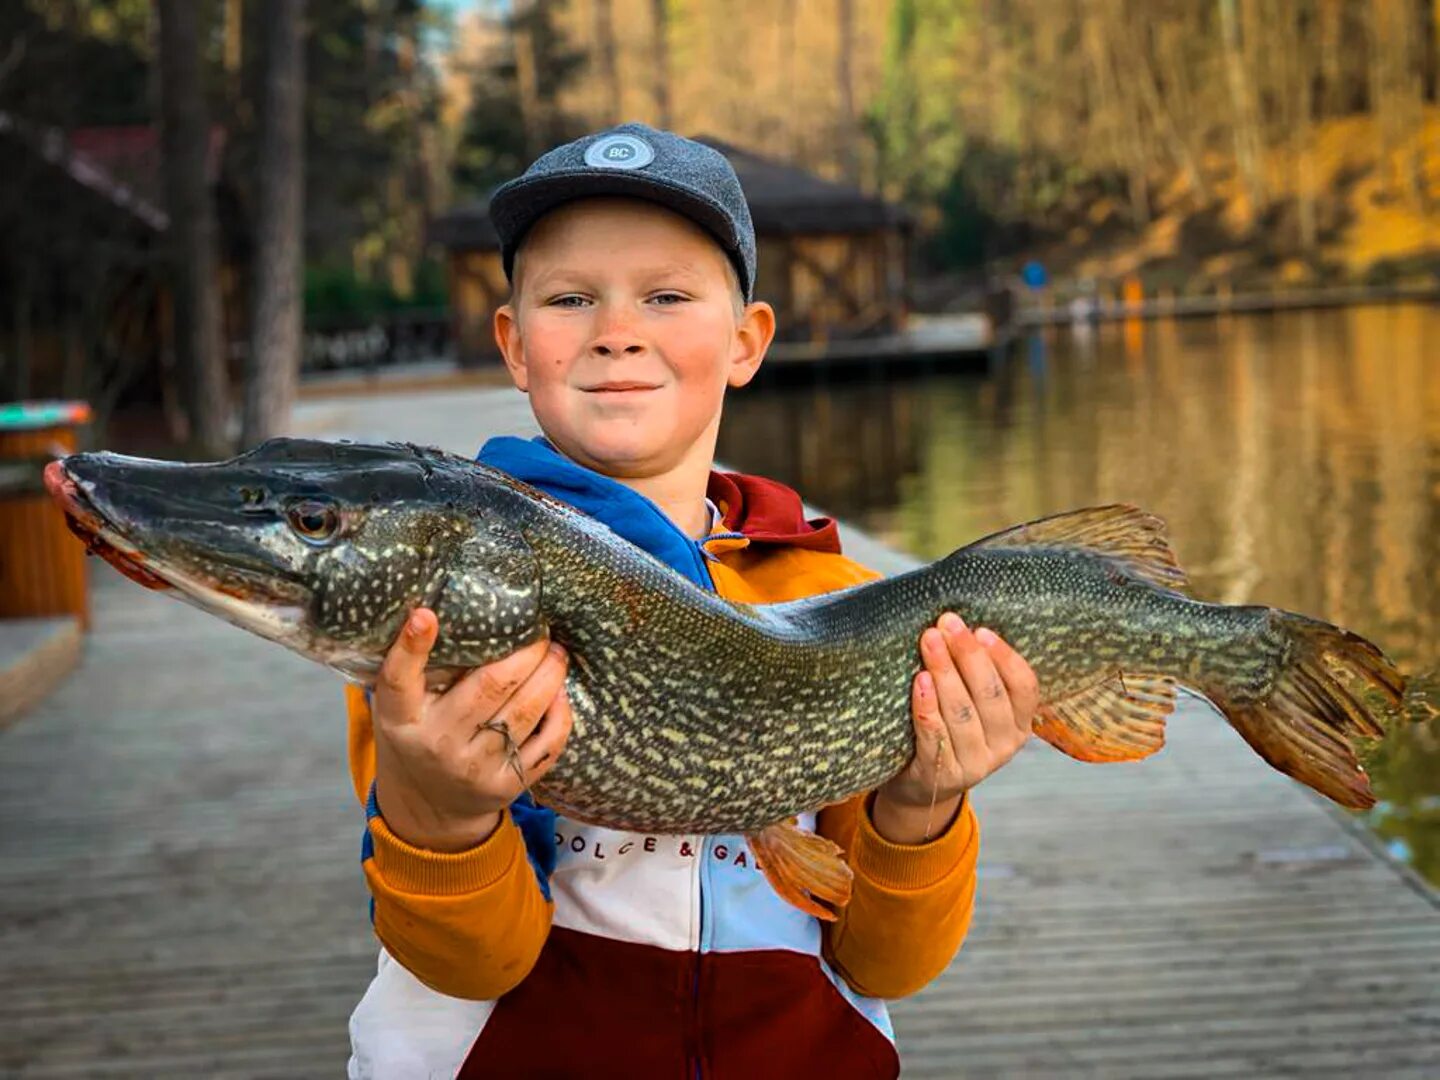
[477,435,715,589]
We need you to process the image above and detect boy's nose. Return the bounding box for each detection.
[589,331,646,358]
[588,301,648,357]
[591,339,645,357]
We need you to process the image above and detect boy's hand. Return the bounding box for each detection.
[371,608,573,853]
[873,613,1038,845]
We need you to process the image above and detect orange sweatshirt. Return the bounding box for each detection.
[344,456,978,1079]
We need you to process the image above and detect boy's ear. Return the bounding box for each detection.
[494,303,529,392]
[728,300,775,388]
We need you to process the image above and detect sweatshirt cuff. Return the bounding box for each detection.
[367,809,524,896]
[852,793,977,891]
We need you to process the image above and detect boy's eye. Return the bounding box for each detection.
[548,294,591,308]
[649,292,689,305]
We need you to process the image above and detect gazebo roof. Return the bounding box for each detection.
[702,137,909,233]
[429,135,909,251]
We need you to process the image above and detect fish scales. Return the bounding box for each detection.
[44,439,1426,848]
[516,501,919,833]
[459,494,1284,834]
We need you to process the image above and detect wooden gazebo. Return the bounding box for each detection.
[429,137,913,366]
[0,116,242,414]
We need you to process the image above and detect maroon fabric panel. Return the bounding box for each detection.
[699,949,899,1079]
[459,928,691,1078]
[459,929,898,1079]
[707,470,842,553]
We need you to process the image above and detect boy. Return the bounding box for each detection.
[345,124,1038,1078]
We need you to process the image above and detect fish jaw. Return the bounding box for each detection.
[45,460,173,591]
[45,455,314,652]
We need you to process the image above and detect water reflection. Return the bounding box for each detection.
[719,305,1440,884]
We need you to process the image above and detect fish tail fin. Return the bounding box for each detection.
[1209,613,1409,810]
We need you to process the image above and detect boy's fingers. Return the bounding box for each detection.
[375,608,439,721]
[945,616,1013,746]
[483,643,569,747]
[519,683,574,780]
[444,638,552,723]
[923,621,987,768]
[922,627,971,726]
[976,628,1039,737]
[910,671,951,774]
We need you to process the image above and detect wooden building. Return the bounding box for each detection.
[429,137,913,366]
[0,115,240,421]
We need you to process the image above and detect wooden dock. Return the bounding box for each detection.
[765,313,997,367]
[2,386,1436,1077]
[1017,280,1440,328]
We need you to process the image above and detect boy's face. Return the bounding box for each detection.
[494,198,774,480]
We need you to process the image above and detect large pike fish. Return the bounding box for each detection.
[44,439,1429,918]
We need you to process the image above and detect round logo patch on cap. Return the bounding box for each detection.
[583,133,655,171]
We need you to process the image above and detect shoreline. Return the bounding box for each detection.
[1016,279,1440,327]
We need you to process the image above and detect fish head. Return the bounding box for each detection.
[45,438,539,679]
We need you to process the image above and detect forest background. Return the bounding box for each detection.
[2,0,1438,448]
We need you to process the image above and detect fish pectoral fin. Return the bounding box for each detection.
[747,821,854,922]
[1036,671,1177,762]
[969,505,1189,592]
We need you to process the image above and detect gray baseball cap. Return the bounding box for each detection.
[488,123,758,300]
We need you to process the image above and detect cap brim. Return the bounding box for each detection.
[490,170,745,283]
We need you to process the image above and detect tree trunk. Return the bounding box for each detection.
[1433,0,1440,102]
[836,0,858,183]
[1370,0,1397,196]
[7,269,33,401]
[224,0,243,74]
[1123,12,1208,201]
[387,12,429,298]
[1318,0,1345,114]
[1218,0,1265,227]
[61,304,86,401]
[780,0,797,157]
[1369,0,1428,206]
[513,15,543,157]
[1286,0,1317,251]
[649,0,672,128]
[242,0,306,447]
[156,0,230,457]
[592,0,621,124]
[1083,2,1147,224]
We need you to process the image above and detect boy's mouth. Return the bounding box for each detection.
[583,382,662,393]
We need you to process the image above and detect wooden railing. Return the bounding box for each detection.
[301,307,451,372]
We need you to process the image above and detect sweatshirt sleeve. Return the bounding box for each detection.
[817,791,979,1000]
[346,684,555,1000]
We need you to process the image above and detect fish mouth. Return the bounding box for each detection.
[45,460,173,591]
[43,458,308,641]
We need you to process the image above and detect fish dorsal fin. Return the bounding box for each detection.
[971,505,1189,591]
[1036,671,1178,762]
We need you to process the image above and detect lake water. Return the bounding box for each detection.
[717,304,1440,885]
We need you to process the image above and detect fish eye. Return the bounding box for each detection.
[286,499,340,544]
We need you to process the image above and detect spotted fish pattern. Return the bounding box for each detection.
[51,439,1424,834]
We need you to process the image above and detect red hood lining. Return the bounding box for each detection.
[706,471,842,554]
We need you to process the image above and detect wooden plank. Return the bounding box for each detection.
[0,616,82,728]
